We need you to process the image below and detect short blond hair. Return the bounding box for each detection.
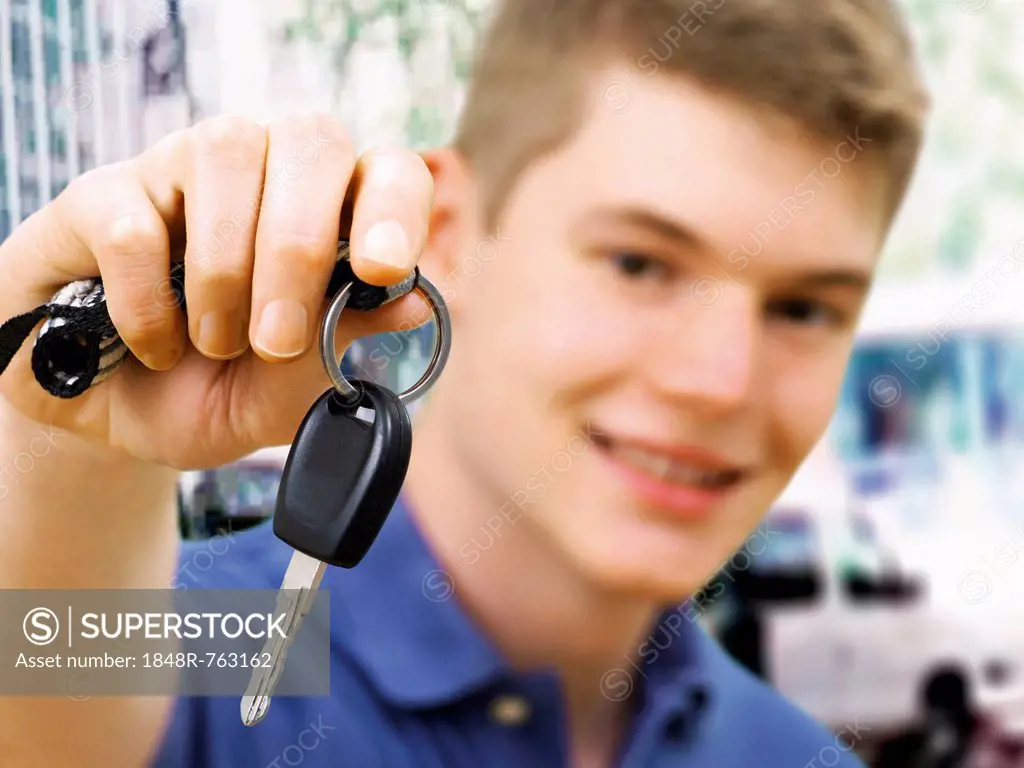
[454,0,930,229]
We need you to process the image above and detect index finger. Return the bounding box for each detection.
[0,134,190,371]
[0,130,187,303]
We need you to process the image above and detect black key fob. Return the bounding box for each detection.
[273,379,413,568]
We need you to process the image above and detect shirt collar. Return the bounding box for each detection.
[325,496,717,718]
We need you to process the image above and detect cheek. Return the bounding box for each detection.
[465,243,633,396]
[766,344,850,467]
[531,283,637,390]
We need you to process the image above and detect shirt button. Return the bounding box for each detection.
[489,694,532,727]
[664,712,687,742]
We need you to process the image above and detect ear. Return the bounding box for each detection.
[417,147,481,298]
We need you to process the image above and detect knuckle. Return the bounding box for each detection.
[103,211,166,259]
[267,113,353,177]
[191,116,267,168]
[59,169,95,201]
[362,144,426,172]
[279,113,351,149]
[359,146,433,200]
[264,232,332,272]
[191,255,248,288]
[61,162,123,202]
[307,113,352,154]
[143,125,190,157]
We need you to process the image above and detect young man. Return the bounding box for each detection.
[0,0,928,765]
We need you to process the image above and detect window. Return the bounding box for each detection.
[750,511,818,573]
[835,335,969,463]
[70,0,87,65]
[78,142,94,172]
[50,125,67,160]
[213,466,283,518]
[20,174,40,209]
[20,126,36,157]
[44,34,61,86]
[11,19,32,81]
[979,334,1024,445]
[851,514,876,546]
[100,29,114,59]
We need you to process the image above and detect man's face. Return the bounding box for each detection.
[433,63,887,600]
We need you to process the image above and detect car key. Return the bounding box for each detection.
[239,270,452,727]
[240,379,413,726]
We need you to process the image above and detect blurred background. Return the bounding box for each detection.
[3,0,1024,764]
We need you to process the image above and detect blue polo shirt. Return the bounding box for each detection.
[153,499,864,767]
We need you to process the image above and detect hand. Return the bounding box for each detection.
[0,115,434,469]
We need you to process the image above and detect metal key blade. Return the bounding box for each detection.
[240,550,327,726]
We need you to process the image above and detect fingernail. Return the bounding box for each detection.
[197,311,246,360]
[364,219,412,271]
[254,299,308,359]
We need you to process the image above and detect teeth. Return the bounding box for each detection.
[614,445,735,487]
[650,453,672,479]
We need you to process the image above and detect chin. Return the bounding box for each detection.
[555,515,722,605]
[580,558,708,605]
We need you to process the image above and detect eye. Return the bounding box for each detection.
[765,297,845,328]
[609,252,673,282]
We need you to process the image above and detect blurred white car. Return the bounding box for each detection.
[704,440,1024,739]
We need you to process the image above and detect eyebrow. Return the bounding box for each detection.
[578,206,713,251]
[786,270,872,292]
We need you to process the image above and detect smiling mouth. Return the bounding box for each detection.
[589,429,747,490]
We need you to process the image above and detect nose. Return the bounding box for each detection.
[646,278,758,414]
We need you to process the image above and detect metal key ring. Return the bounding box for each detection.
[319,274,452,407]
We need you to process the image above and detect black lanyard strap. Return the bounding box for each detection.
[0,242,418,399]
